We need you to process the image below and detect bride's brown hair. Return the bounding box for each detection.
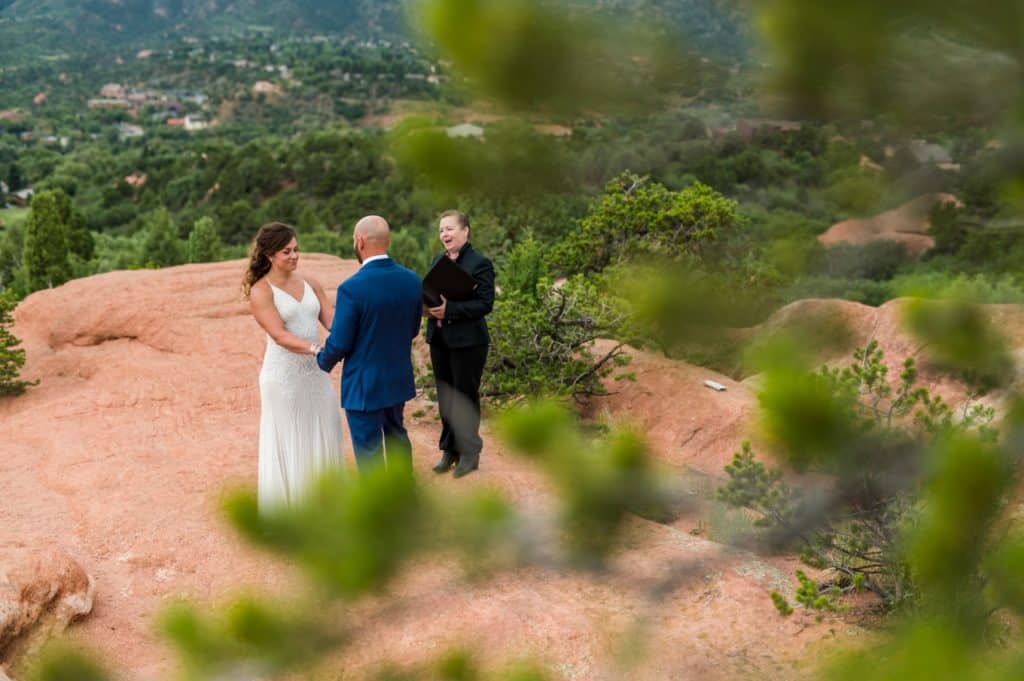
[243,222,297,297]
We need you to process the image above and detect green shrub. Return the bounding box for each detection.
[0,290,34,396]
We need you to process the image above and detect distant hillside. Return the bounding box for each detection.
[0,0,407,57]
[0,0,748,60]
[595,0,750,59]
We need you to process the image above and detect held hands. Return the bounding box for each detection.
[427,295,447,320]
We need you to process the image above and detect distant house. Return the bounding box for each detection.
[909,140,953,165]
[735,119,803,143]
[534,124,573,137]
[167,117,187,127]
[100,83,126,98]
[184,115,209,132]
[12,188,34,206]
[117,123,145,140]
[136,49,154,60]
[89,98,133,110]
[252,81,282,96]
[33,92,47,105]
[41,135,59,146]
[124,172,148,188]
[446,123,485,139]
[860,155,884,172]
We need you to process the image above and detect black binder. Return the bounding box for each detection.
[422,256,477,307]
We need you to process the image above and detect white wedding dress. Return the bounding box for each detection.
[258,280,346,511]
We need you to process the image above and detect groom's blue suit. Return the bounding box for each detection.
[316,256,423,472]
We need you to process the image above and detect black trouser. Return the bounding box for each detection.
[430,333,488,461]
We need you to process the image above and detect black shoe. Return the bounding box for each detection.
[432,450,458,474]
[452,455,479,479]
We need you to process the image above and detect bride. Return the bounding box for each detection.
[243,222,346,510]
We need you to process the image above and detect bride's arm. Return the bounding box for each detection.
[306,275,335,329]
[250,283,319,354]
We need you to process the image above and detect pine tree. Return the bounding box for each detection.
[6,163,23,192]
[0,291,34,396]
[142,209,184,268]
[53,189,95,261]
[186,216,222,263]
[22,190,71,292]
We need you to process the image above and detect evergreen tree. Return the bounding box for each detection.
[186,216,222,263]
[6,163,23,192]
[142,209,185,268]
[52,189,95,261]
[0,221,26,295]
[0,291,34,396]
[22,190,71,292]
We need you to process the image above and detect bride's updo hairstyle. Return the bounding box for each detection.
[243,222,297,297]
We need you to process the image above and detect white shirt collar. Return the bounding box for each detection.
[361,254,390,267]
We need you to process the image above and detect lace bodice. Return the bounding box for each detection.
[261,280,322,383]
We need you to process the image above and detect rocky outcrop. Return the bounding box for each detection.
[0,551,95,670]
[818,193,962,258]
[1,257,880,678]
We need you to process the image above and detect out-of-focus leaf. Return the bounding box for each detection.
[908,434,1011,600]
[28,646,111,681]
[903,298,1015,391]
[411,0,700,115]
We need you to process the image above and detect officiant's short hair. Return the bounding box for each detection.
[440,209,469,230]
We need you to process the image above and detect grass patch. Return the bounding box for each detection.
[0,207,28,230]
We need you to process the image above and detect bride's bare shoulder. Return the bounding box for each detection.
[249,278,272,300]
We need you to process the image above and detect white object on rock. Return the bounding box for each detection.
[704,379,727,392]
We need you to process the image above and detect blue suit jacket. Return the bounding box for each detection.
[317,258,423,412]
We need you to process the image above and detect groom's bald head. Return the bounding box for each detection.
[354,215,390,242]
[353,215,390,263]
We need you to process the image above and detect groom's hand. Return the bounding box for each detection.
[427,296,447,320]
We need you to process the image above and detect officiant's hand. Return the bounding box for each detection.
[427,295,447,320]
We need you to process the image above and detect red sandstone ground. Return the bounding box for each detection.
[16,257,1019,678]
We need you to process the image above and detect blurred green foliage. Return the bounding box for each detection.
[411,0,699,115]
[722,340,998,610]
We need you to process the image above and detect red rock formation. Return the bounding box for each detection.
[1,257,874,678]
[0,551,95,670]
[818,194,963,258]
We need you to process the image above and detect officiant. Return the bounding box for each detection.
[424,210,495,478]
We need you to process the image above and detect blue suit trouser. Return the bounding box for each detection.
[345,404,412,474]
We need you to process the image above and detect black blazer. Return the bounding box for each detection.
[425,243,495,349]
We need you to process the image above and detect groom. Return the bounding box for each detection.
[317,215,423,474]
